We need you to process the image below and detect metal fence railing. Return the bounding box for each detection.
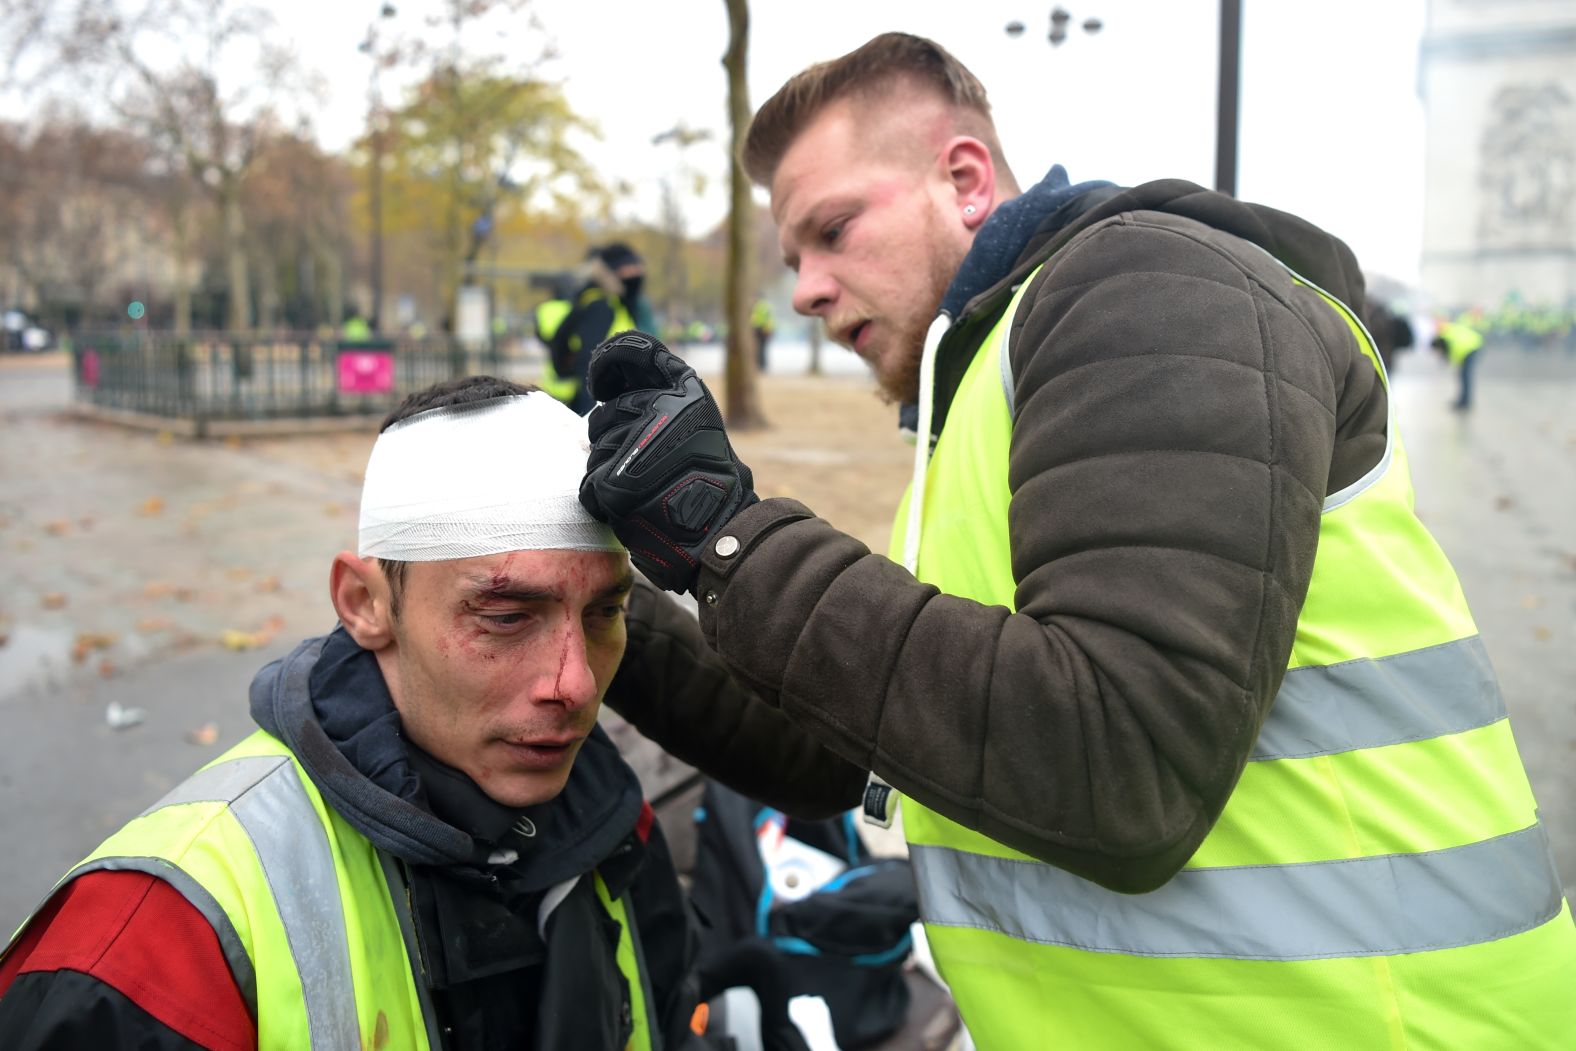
[71,332,517,431]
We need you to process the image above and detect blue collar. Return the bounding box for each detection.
[938,164,1114,318]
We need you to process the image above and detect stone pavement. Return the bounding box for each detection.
[1,345,1573,934]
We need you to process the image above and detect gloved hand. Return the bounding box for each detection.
[578,332,758,594]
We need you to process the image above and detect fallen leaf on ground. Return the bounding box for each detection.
[225,567,252,582]
[72,632,118,663]
[224,435,243,449]
[323,503,344,517]
[1533,627,1553,642]
[43,520,71,536]
[156,430,175,445]
[0,631,9,648]
[136,616,174,633]
[98,658,116,678]
[41,592,68,610]
[136,496,165,516]
[254,576,281,593]
[174,587,196,603]
[77,516,95,530]
[106,701,145,730]
[1494,496,1515,511]
[1521,594,1544,609]
[186,722,220,746]
[144,581,174,598]
[222,615,286,651]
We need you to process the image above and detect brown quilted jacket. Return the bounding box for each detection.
[614,180,1387,893]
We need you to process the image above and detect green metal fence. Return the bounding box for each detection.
[71,332,510,430]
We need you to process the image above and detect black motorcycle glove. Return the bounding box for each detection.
[578,332,759,595]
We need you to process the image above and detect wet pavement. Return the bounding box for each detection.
[1,346,1573,933]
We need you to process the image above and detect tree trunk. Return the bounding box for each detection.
[808,316,823,375]
[170,192,193,337]
[221,179,252,331]
[322,240,344,331]
[721,0,766,429]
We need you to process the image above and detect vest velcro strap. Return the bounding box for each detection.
[1253,635,1505,761]
[912,822,1564,961]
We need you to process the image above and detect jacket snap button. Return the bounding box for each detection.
[704,590,718,606]
[715,535,740,558]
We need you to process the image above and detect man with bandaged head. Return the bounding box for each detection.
[0,376,861,1049]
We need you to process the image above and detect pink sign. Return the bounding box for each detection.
[80,348,100,388]
[337,350,394,394]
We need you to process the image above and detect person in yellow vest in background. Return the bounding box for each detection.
[578,32,1576,1051]
[341,311,373,342]
[550,243,654,415]
[751,296,775,371]
[533,291,579,404]
[0,375,860,1049]
[1433,314,1485,411]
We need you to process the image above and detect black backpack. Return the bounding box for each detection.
[689,780,919,1050]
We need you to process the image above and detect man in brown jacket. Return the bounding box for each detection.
[582,31,1576,1050]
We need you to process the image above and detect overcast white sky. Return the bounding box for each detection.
[22,0,1433,284]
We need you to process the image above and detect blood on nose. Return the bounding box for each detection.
[550,616,596,705]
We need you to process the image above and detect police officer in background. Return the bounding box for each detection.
[551,243,655,414]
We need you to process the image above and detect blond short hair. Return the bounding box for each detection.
[742,32,1006,186]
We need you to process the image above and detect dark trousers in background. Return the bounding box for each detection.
[1454,350,1479,410]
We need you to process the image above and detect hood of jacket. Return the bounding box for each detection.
[249,627,643,890]
[926,171,1369,435]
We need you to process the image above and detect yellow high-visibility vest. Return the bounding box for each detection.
[5,730,654,1051]
[890,262,1576,1049]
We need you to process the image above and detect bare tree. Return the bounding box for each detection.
[0,117,159,327]
[721,0,766,429]
[2,0,312,331]
[373,0,604,329]
[246,130,356,331]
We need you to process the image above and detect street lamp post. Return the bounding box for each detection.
[1215,0,1241,196]
[1009,5,1241,197]
[1005,7,1103,45]
[359,3,397,333]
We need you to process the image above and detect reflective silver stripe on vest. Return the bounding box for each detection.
[229,760,361,1049]
[141,755,293,816]
[911,822,1564,960]
[1252,635,1505,761]
[148,755,360,1049]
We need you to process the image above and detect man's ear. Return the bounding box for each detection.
[941,136,997,229]
[330,552,395,651]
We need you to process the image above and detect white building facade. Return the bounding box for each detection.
[1420,0,1576,310]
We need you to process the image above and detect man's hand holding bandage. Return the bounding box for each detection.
[578,332,758,594]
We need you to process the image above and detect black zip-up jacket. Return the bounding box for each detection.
[1,627,702,1050]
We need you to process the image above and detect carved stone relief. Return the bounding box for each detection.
[1477,81,1575,247]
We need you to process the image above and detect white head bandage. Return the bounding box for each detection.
[358,393,622,561]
